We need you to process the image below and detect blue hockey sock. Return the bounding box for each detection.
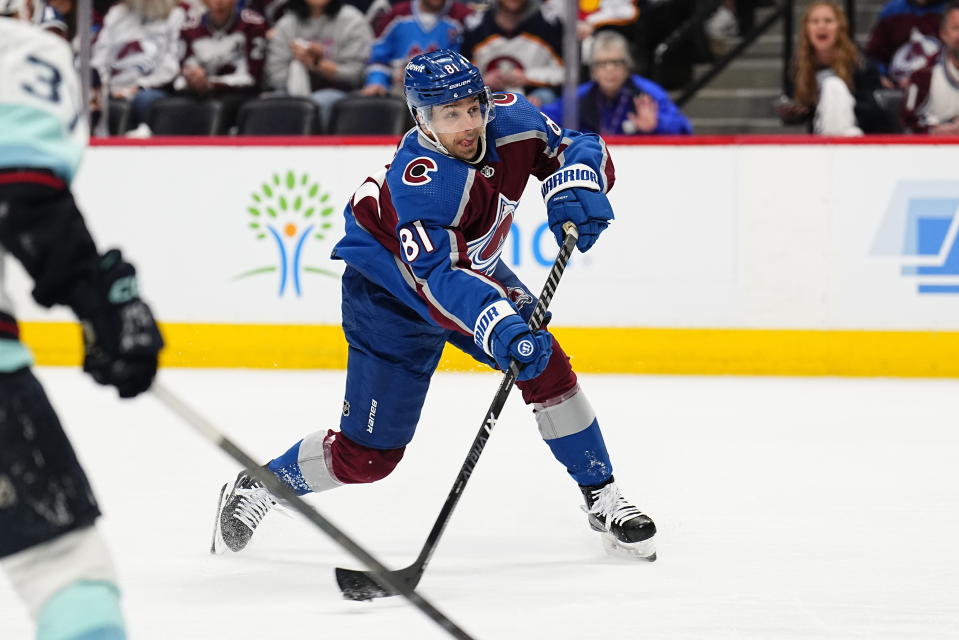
[534,387,613,486]
[266,439,312,495]
[266,431,343,495]
[36,580,126,640]
[543,418,612,486]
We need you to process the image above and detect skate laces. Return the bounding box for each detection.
[584,482,644,530]
[231,480,277,531]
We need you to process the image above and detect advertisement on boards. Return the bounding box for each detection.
[5,142,959,335]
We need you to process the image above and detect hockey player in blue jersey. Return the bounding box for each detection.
[214,49,656,561]
[0,7,163,639]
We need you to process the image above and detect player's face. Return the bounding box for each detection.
[940,9,959,58]
[431,96,485,160]
[805,5,839,53]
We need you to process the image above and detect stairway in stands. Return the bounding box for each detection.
[682,0,888,134]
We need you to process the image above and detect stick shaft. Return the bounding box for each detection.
[151,381,476,640]
[411,223,580,572]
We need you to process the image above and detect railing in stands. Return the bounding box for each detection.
[659,0,858,109]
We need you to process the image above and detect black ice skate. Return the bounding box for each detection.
[211,470,278,554]
[580,476,657,561]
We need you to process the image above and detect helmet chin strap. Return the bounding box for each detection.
[418,121,451,157]
[470,129,488,165]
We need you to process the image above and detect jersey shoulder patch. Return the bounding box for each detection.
[400,155,439,186]
[491,92,520,107]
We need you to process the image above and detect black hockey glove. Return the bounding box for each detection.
[73,250,163,398]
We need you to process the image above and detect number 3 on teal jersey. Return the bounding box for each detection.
[22,55,62,103]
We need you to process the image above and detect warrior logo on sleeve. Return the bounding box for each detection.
[402,157,439,186]
[467,194,517,274]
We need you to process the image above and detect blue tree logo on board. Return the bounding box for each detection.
[234,171,339,296]
[872,181,959,294]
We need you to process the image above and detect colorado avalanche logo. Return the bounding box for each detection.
[467,194,517,274]
[492,93,518,106]
[111,38,160,77]
[403,157,439,186]
[507,287,533,309]
[889,30,941,85]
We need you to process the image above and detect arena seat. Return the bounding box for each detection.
[237,97,321,135]
[328,95,413,135]
[147,97,222,136]
[106,99,131,135]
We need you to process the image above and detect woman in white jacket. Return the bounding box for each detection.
[91,0,185,129]
[265,0,372,130]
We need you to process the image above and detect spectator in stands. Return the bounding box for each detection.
[39,0,110,45]
[17,0,111,37]
[460,0,563,107]
[776,1,891,135]
[244,0,377,29]
[562,0,638,42]
[39,0,78,41]
[266,0,372,129]
[360,0,473,96]
[541,30,691,134]
[91,0,187,128]
[705,0,740,56]
[866,0,947,85]
[177,0,268,132]
[361,0,392,27]
[902,1,959,132]
[545,0,643,85]
[245,0,290,27]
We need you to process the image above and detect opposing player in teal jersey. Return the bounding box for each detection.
[0,6,163,639]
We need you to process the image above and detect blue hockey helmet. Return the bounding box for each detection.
[403,50,495,133]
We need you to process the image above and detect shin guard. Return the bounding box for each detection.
[267,429,405,494]
[267,430,343,495]
[516,339,614,485]
[535,386,613,486]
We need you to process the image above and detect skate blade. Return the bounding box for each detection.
[210,483,228,555]
[601,532,657,562]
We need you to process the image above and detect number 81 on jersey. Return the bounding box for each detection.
[399,221,436,262]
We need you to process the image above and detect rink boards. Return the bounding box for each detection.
[11,135,959,376]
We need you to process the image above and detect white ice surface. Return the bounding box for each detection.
[1,369,958,639]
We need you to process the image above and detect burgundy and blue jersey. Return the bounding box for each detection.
[178,8,268,94]
[865,0,947,76]
[332,92,614,344]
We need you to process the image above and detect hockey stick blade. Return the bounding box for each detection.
[336,564,422,601]
[334,223,579,601]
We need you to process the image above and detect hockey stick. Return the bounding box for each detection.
[335,221,580,601]
[150,381,477,640]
